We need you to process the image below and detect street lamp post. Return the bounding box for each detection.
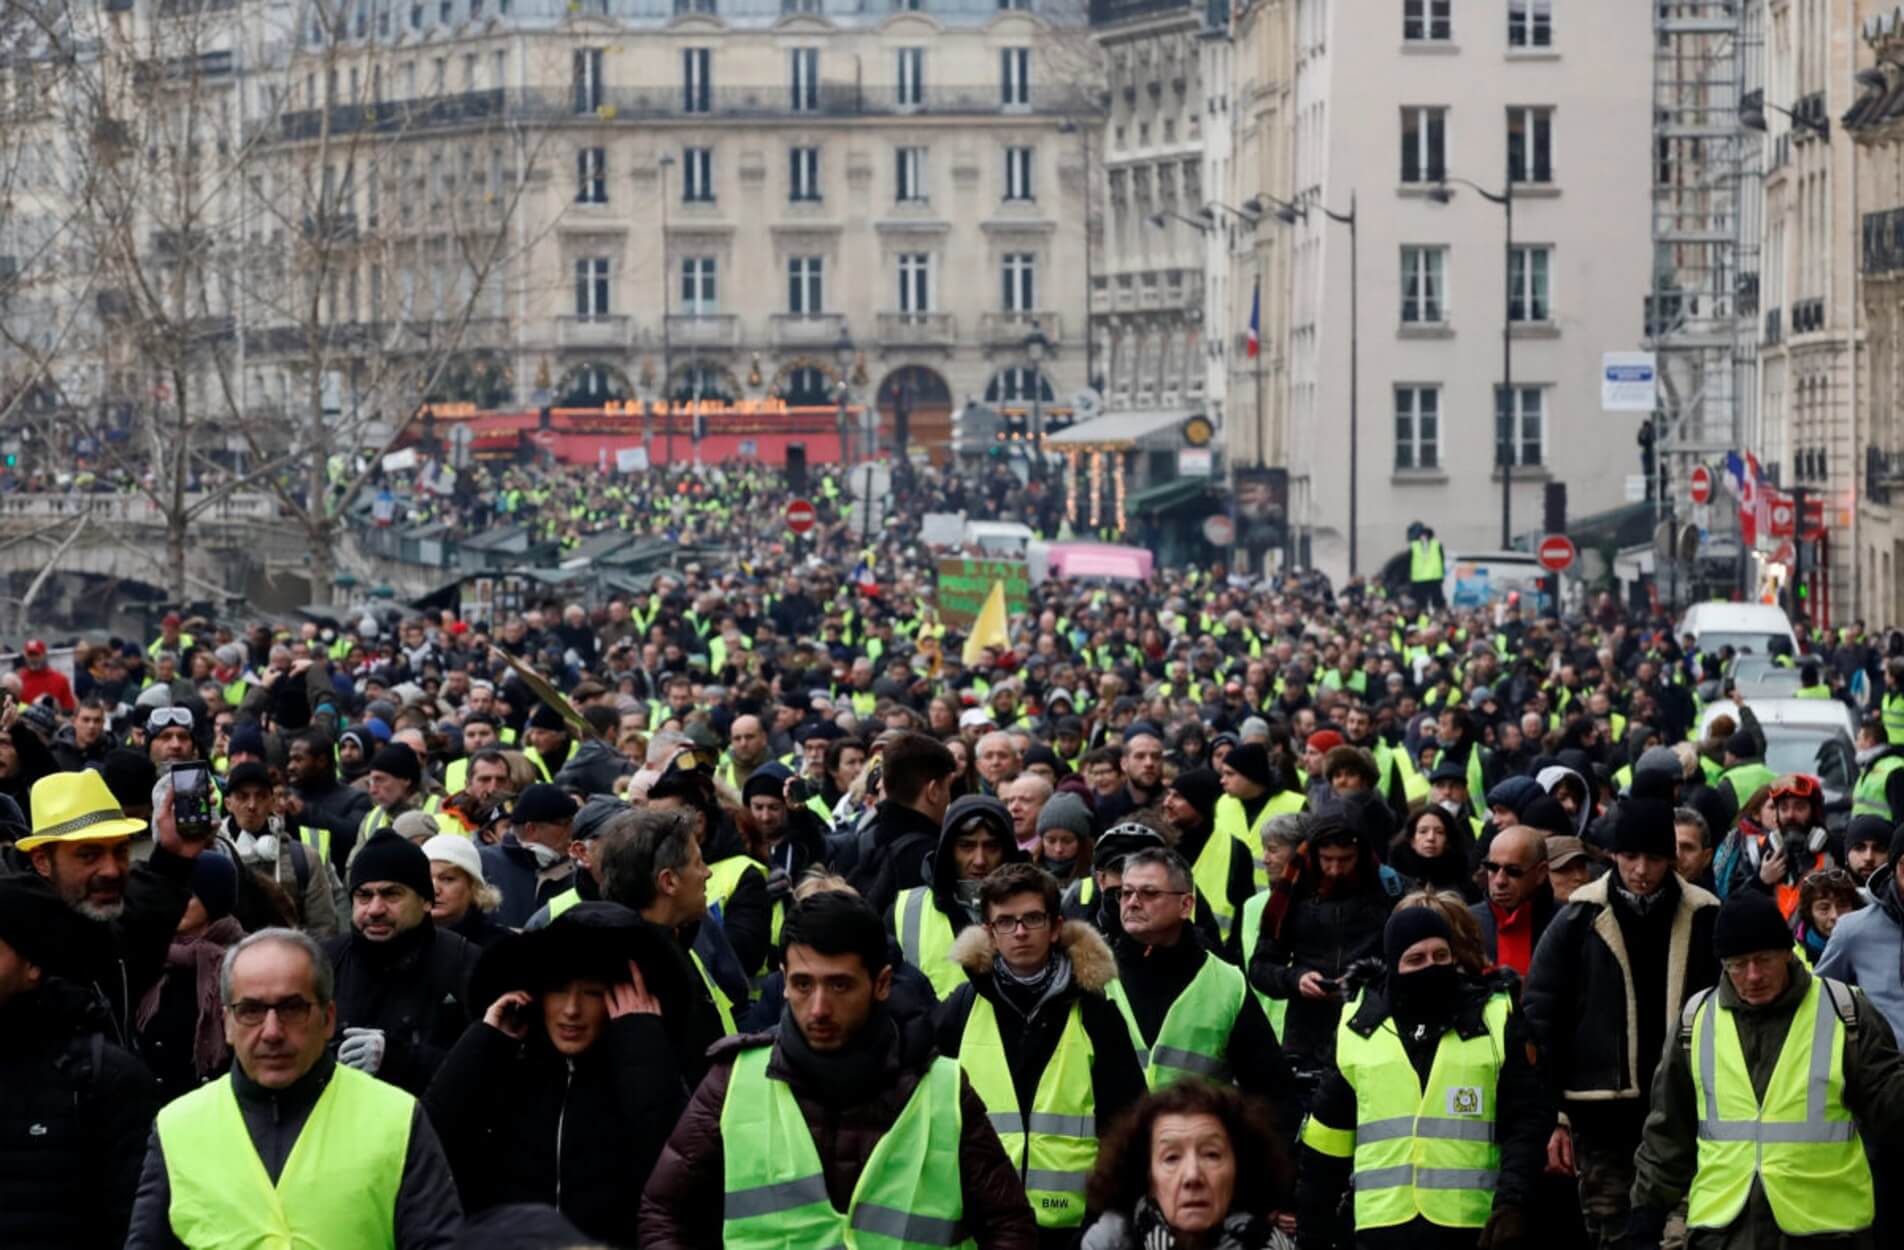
[1430,176,1513,548]
[834,328,854,466]
[1024,320,1050,485]
[659,152,676,469]
[1253,192,1358,573]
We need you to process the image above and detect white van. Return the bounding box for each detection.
[962,520,1036,557]
[1676,603,1800,659]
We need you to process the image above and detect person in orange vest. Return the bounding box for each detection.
[1720,773,1838,921]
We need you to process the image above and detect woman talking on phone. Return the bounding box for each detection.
[422,901,698,1247]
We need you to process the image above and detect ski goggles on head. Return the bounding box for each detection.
[147,707,195,731]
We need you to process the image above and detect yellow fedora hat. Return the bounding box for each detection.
[17,771,149,851]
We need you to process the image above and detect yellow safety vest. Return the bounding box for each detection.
[444,757,469,794]
[295,825,331,864]
[1683,978,1871,1235]
[1410,538,1445,583]
[1213,791,1306,891]
[157,1066,413,1250]
[1883,692,1904,746]
[1237,890,1288,1041]
[523,745,556,783]
[719,1045,974,1250]
[1188,826,1246,944]
[1852,755,1904,821]
[958,995,1096,1228]
[1299,992,1510,1231]
[691,947,737,1035]
[896,886,964,1000]
[1106,952,1245,1089]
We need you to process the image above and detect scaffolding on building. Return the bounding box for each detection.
[1646,0,1764,602]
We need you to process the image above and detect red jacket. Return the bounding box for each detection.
[18,666,74,711]
[639,1021,1038,1250]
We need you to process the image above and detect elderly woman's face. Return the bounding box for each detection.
[1148,1112,1237,1234]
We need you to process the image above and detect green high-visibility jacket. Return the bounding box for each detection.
[958,996,1096,1228]
[1106,952,1245,1090]
[896,887,964,1000]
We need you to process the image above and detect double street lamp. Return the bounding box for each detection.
[1428,176,1514,549]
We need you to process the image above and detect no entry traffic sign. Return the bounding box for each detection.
[1690,464,1712,505]
[1537,534,1577,573]
[786,498,817,534]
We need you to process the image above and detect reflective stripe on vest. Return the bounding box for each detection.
[897,887,964,1000]
[296,825,331,864]
[1884,692,1904,746]
[157,1066,412,1250]
[720,1045,974,1250]
[1237,891,1288,1042]
[1304,992,1509,1231]
[1852,755,1904,821]
[1106,954,1245,1090]
[1686,978,1871,1234]
[691,947,737,1035]
[959,995,1096,1228]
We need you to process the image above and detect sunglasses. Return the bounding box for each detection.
[1803,868,1856,888]
[1480,861,1528,879]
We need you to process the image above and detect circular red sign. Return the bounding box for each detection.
[1537,534,1577,572]
[786,499,817,534]
[1690,464,1713,505]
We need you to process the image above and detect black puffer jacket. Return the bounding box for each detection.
[1246,829,1402,1066]
[424,1015,688,1248]
[0,979,160,1250]
[324,921,480,1095]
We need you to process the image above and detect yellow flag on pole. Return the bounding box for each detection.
[962,579,1010,666]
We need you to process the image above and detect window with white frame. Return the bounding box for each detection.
[1002,252,1035,312]
[789,48,818,112]
[1400,106,1446,183]
[1508,0,1552,48]
[898,252,932,312]
[897,48,924,108]
[574,257,610,316]
[789,146,820,201]
[1509,245,1552,321]
[1494,385,1546,466]
[576,146,606,204]
[1507,106,1553,183]
[1000,48,1030,108]
[1004,146,1034,201]
[1394,385,1441,469]
[683,47,711,113]
[896,146,928,202]
[1400,246,1446,323]
[571,48,602,113]
[788,256,823,314]
[1403,0,1450,42]
[681,257,717,314]
[683,147,713,202]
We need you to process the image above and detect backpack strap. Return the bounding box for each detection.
[1817,976,1860,1034]
[1678,986,1716,1059]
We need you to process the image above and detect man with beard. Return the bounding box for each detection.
[1720,773,1836,920]
[1524,798,1720,1249]
[1094,726,1165,828]
[9,769,208,1048]
[324,834,480,1095]
[284,730,373,865]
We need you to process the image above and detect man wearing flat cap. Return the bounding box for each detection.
[325,833,480,1095]
[1524,797,1720,1248]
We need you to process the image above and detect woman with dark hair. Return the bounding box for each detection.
[1080,1081,1293,1250]
[1387,806,1480,902]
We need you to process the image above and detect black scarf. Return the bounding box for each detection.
[1126,1196,1277,1250]
[776,1001,896,1108]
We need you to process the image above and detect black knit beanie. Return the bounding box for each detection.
[1712,890,1794,961]
[1224,743,1273,788]
[1384,906,1453,970]
[349,832,436,901]
[1169,768,1225,819]
[368,743,422,787]
[1612,797,1676,859]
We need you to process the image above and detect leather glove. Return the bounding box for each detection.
[1476,1205,1525,1250]
[764,867,793,902]
[337,1026,387,1074]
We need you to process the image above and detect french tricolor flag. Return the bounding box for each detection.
[1246,280,1260,359]
[1725,451,1763,546]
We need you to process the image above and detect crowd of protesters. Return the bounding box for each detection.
[1,469,1903,1250]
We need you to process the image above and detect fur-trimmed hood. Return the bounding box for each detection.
[948,919,1118,993]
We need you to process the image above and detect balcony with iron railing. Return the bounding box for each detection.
[255,82,1091,142]
[980,311,1061,346]
[666,314,740,349]
[770,313,847,348]
[556,315,633,349]
[1864,207,1904,275]
[876,311,957,347]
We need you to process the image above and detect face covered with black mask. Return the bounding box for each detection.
[1389,960,1459,1022]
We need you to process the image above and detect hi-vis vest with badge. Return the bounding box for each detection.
[897,887,964,1000]
[1299,991,1510,1230]
[958,996,1096,1228]
[157,1065,413,1250]
[1682,977,1871,1235]
[720,1045,974,1250]
[1106,954,1245,1089]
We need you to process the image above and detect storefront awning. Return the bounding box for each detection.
[1128,476,1210,514]
[1046,408,1192,450]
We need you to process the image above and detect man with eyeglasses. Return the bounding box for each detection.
[1523,798,1719,1250]
[1627,889,1904,1250]
[127,927,463,1249]
[1105,847,1296,1122]
[1470,825,1555,977]
[932,863,1146,1235]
